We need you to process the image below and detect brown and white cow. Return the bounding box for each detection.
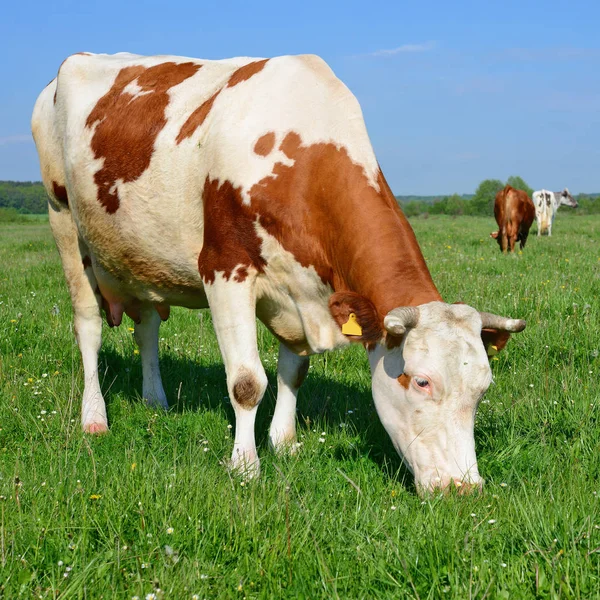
[491,185,535,253]
[32,52,526,493]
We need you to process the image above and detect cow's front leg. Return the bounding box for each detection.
[269,343,309,453]
[205,275,267,477]
[134,307,168,409]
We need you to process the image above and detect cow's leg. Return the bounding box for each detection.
[269,343,310,453]
[134,307,168,409]
[500,230,509,253]
[536,217,541,236]
[205,276,267,477]
[48,205,107,433]
[509,234,516,253]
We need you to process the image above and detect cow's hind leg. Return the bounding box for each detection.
[269,343,310,453]
[48,204,107,433]
[134,307,168,409]
[500,230,509,253]
[205,275,268,477]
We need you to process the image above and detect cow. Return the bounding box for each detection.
[32,52,527,494]
[532,188,578,236]
[490,185,535,253]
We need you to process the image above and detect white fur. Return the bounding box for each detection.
[134,308,168,409]
[204,272,267,477]
[369,302,491,492]
[269,344,309,451]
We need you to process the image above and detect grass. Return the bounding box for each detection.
[0,213,599,598]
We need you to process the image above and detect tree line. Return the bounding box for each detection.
[1,178,599,218]
[0,181,48,214]
[397,176,600,217]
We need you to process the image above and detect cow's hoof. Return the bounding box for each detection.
[84,422,109,434]
[229,452,260,480]
[269,435,299,455]
[145,396,169,410]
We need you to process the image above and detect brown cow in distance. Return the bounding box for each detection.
[491,185,535,253]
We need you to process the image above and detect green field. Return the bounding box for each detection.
[0,214,599,598]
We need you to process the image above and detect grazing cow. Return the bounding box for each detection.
[32,52,526,494]
[490,185,535,253]
[532,188,578,236]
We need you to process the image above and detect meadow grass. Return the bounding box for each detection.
[0,213,599,599]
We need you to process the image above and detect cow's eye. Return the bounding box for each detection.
[414,376,430,389]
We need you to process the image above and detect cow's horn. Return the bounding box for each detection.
[384,307,420,336]
[479,312,526,332]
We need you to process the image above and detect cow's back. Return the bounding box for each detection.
[32,52,378,312]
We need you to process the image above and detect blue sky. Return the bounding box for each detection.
[1,0,598,194]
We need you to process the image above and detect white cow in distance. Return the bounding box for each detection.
[532,188,578,236]
[32,52,527,495]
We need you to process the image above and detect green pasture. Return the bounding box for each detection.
[0,214,599,598]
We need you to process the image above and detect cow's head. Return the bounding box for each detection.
[331,296,525,495]
[560,188,578,208]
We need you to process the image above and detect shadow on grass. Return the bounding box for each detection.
[98,347,413,490]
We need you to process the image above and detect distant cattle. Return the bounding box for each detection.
[32,52,526,494]
[532,188,578,236]
[491,185,535,253]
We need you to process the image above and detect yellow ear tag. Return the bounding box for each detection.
[342,313,362,336]
[487,344,499,357]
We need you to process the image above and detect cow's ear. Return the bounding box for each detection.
[481,328,512,358]
[329,292,383,346]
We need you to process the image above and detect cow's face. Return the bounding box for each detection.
[367,302,525,495]
[560,188,578,208]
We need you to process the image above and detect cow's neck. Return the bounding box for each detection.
[329,169,442,317]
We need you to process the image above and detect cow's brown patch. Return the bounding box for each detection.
[176,60,268,144]
[398,373,410,389]
[198,131,440,342]
[86,62,201,213]
[233,369,262,409]
[253,132,276,156]
[82,255,92,269]
[198,177,266,284]
[52,181,69,206]
[176,90,219,144]
[227,59,269,88]
[249,133,441,317]
[279,131,302,158]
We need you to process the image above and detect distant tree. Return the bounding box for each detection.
[471,179,504,215]
[429,196,449,215]
[506,175,533,197]
[401,201,429,217]
[446,194,466,215]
